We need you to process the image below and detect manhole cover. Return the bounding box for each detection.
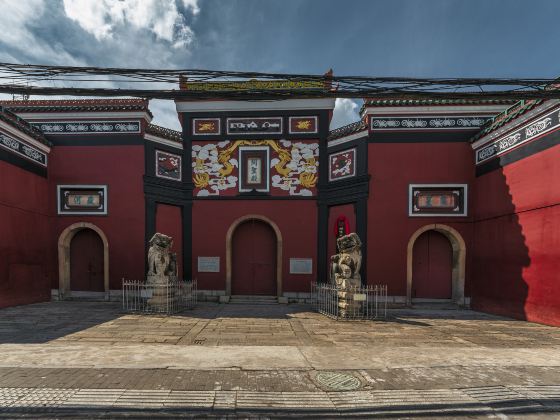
[314,371,361,391]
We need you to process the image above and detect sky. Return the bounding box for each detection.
[0,0,559,131]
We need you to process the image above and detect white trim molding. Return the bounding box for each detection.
[144,133,183,150]
[327,130,368,147]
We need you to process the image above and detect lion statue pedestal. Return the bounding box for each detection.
[146,233,178,311]
[330,233,363,318]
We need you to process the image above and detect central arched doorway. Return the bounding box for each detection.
[70,229,104,292]
[232,219,276,295]
[412,230,452,299]
[226,214,283,297]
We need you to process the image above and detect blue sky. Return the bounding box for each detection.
[0,0,558,130]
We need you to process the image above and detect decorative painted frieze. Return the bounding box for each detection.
[57,185,107,215]
[371,116,492,131]
[475,108,560,164]
[0,132,47,166]
[289,116,318,134]
[226,117,283,135]
[192,118,221,135]
[408,184,467,217]
[156,150,182,181]
[192,139,318,197]
[329,148,356,181]
[32,121,141,134]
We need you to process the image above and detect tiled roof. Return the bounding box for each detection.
[0,99,152,117]
[0,107,51,146]
[146,123,182,143]
[470,99,544,142]
[363,99,516,107]
[328,120,367,141]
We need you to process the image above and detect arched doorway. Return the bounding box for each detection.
[70,229,104,292]
[406,224,466,305]
[58,222,109,300]
[226,215,283,297]
[232,219,276,295]
[412,230,452,299]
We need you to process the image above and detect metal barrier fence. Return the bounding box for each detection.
[311,282,387,320]
[122,279,197,314]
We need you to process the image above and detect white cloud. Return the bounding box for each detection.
[149,99,182,131]
[62,0,199,48]
[330,98,362,129]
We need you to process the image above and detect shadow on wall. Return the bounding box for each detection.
[472,164,531,322]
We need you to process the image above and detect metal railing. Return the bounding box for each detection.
[311,282,387,320]
[122,279,197,314]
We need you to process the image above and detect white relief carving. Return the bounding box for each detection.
[0,135,19,150]
[430,118,456,128]
[457,118,486,127]
[498,133,521,151]
[115,123,139,131]
[525,117,552,137]
[90,123,114,132]
[21,145,42,160]
[478,146,497,161]
[401,119,428,128]
[372,119,400,128]
[40,124,64,132]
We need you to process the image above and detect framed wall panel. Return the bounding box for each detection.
[156,149,182,181]
[57,185,108,215]
[408,184,467,217]
[328,148,356,181]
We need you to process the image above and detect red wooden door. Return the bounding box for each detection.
[412,230,452,299]
[70,229,104,292]
[232,220,276,295]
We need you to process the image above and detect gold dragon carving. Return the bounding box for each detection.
[193,140,317,190]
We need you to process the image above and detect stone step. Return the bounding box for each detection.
[229,295,278,305]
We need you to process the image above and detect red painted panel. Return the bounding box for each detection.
[49,145,145,288]
[232,220,276,295]
[0,161,51,308]
[155,204,183,279]
[192,200,316,292]
[70,229,104,292]
[412,231,452,299]
[472,143,560,326]
[366,141,473,296]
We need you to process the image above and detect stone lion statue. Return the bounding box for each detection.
[147,233,174,280]
[330,233,362,287]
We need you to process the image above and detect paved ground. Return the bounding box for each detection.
[0,301,559,418]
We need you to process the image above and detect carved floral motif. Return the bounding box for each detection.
[192,139,318,196]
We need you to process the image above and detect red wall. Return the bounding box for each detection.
[155,203,183,279]
[0,161,51,308]
[366,141,474,296]
[472,143,560,326]
[192,200,317,293]
[48,145,145,288]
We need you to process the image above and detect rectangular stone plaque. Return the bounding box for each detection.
[353,293,366,301]
[198,257,220,273]
[290,258,313,274]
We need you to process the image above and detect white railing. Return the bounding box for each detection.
[311,282,387,320]
[122,279,197,314]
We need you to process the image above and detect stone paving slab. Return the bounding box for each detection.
[0,385,559,418]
